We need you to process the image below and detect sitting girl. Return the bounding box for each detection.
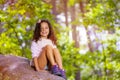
[31,19,66,79]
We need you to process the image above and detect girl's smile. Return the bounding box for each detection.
[40,22,49,38]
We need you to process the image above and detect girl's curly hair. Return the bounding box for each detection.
[32,19,57,45]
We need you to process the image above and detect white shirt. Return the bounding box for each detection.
[31,38,56,58]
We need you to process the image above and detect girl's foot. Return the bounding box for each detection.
[59,69,67,80]
[51,65,61,76]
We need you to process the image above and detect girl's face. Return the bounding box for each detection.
[40,22,49,38]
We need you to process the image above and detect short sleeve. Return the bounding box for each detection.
[31,41,41,58]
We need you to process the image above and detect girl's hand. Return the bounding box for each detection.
[36,68,41,72]
[33,57,41,72]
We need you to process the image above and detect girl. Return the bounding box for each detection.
[31,19,66,79]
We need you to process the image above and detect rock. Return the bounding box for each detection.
[0,54,65,80]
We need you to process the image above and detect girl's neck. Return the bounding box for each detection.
[40,37,47,39]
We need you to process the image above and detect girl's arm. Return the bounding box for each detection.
[31,41,41,71]
[33,57,40,71]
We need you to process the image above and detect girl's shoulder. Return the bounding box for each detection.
[31,40,40,44]
[31,40,37,44]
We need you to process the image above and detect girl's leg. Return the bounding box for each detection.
[45,45,56,66]
[44,45,61,75]
[53,48,63,69]
[38,45,56,70]
[37,48,47,70]
[37,45,63,77]
[53,48,66,79]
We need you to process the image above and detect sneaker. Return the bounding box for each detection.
[51,65,61,76]
[59,69,67,80]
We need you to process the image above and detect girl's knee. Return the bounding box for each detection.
[53,48,59,52]
[45,45,53,50]
[53,48,58,51]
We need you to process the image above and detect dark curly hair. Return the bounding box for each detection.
[32,19,57,45]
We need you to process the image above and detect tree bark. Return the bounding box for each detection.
[51,0,57,21]
[63,0,68,27]
[71,6,79,48]
[70,5,81,80]
[86,28,94,52]
[79,1,85,17]
[0,25,3,34]
[79,0,95,52]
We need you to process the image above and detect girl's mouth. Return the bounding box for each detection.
[42,32,47,34]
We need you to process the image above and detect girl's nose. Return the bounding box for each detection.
[42,28,45,31]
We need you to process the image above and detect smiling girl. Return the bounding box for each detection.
[31,19,66,79]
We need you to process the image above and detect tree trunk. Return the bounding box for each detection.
[63,0,68,27]
[0,25,3,34]
[71,6,79,48]
[79,1,85,17]
[79,0,95,52]
[70,5,81,80]
[51,0,57,21]
[86,27,94,52]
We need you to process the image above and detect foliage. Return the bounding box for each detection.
[81,28,120,80]
[0,0,53,58]
[78,0,120,79]
[57,28,120,80]
[57,31,80,80]
[68,0,120,80]
[83,0,120,30]
[0,0,120,80]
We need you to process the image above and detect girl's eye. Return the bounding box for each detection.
[41,27,48,31]
[45,27,49,29]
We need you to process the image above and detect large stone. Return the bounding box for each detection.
[0,54,65,80]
